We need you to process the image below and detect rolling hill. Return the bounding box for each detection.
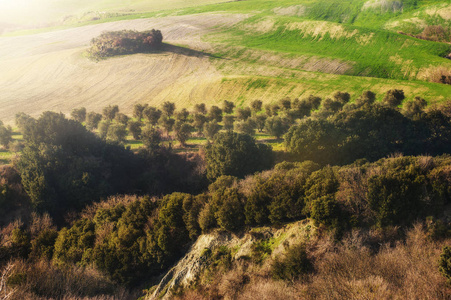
[0,0,450,122]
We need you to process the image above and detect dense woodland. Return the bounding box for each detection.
[1,89,451,299]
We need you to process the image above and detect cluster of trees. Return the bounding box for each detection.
[12,111,205,223]
[69,89,450,165]
[285,90,451,165]
[2,154,449,290]
[89,29,163,58]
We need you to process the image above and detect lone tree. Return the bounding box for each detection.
[205,132,273,180]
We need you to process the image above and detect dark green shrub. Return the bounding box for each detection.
[212,188,245,232]
[30,229,58,260]
[439,246,451,283]
[271,243,312,281]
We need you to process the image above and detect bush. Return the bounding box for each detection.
[271,243,312,281]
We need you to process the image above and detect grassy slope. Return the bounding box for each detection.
[0,0,450,123]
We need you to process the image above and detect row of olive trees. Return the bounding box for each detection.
[68,88,424,147]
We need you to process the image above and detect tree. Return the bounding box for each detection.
[223,115,235,132]
[115,113,129,125]
[212,188,245,232]
[264,116,289,139]
[141,125,162,150]
[133,103,148,121]
[174,121,192,146]
[107,123,128,144]
[236,107,252,121]
[98,120,111,140]
[321,98,343,112]
[292,100,313,119]
[403,96,427,118]
[355,90,376,107]
[159,114,175,137]
[279,98,291,110]
[143,106,162,126]
[305,95,322,110]
[208,106,223,122]
[251,100,263,114]
[222,100,235,114]
[235,119,256,136]
[193,114,208,136]
[284,119,339,164]
[162,101,176,117]
[383,89,405,108]
[128,121,142,139]
[333,91,351,105]
[203,121,221,141]
[71,107,87,123]
[205,131,273,180]
[14,112,132,216]
[15,112,35,133]
[0,124,12,148]
[175,108,189,122]
[86,112,102,130]
[194,103,207,115]
[254,115,267,132]
[102,105,119,120]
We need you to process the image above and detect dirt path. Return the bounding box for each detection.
[0,13,249,121]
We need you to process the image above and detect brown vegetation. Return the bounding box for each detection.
[174,224,451,300]
[399,25,451,43]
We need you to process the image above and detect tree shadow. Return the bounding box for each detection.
[159,43,220,59]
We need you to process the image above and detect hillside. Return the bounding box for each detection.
[0,0,450,121]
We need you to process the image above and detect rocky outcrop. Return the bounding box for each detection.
[146,221,312,299]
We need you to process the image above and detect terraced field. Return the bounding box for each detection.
[0,0,450,122]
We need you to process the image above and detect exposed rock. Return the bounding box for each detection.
[146,220,313,299]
